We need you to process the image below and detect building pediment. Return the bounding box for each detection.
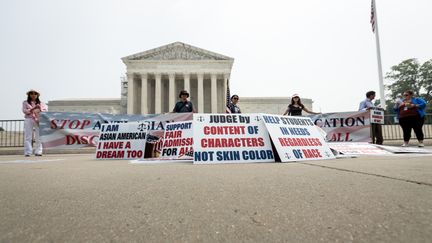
[122,42,233,61]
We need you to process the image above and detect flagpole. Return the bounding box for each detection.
[372,0,386,109]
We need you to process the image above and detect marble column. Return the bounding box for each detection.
[140,73,148,114]
[169,73,175,111]
[211,73,217,113]
[155,73,162,114]
[197,73,204,113]
[127,72,134,114]
[184,73,190,93]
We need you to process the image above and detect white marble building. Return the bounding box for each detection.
[47,96,313,116]
[48,42,314,115]
[47,99,122,114]
[122,42,234,114]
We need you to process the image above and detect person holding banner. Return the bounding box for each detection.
[173,90,195,113]
[359,91,383,145]
[394,90,427,147]
[22,89,48,157]
[226,95,241,113]
[283,94,321,116]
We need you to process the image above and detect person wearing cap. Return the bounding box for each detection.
[226,95,241,113]
[283,94,321,116]
[172,90,195,113]
[22,89,48,157]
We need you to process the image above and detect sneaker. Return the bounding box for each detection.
[35,154,43,157]
[401,143,409,147]
[418,143,425,148]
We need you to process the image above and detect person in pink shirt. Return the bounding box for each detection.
[22,89,48,157]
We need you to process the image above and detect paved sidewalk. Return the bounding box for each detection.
[1,153,432,242]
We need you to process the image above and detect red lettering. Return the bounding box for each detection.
[50,119,91,130]
[302,149,322,158]
[103,142,124,149]
[65,135,98,146]
[50,119,58,129]
[203,126,245,135]
[81,120,91,129]
[125,142,131,149]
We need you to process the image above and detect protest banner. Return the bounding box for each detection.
[39,112,192,157]
[370,109,385,124]
[96,121,148,160]
[160,121,193,159]
[309,111,371,142]
[193,114,274,164]
[375,145,432,154]
[261,114,335,162]
[328,142,392,155]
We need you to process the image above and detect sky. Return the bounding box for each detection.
[0,0,431,119]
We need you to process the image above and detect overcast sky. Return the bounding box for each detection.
[1,0,431,119]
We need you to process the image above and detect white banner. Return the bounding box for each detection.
[309,111,371,142]
[328,142,391,155]
[39,112,192,157]
[261,114,335,162]
[193,114,275,164]
[160,121,193,159]
[96,122,148,160]
[370,109,385,124]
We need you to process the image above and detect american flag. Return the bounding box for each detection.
[370,0,376,33]
[226,79,231,106]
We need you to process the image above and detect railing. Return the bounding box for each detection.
[1,114,431,147]
[382,113,432,140]
[0,120,25,147]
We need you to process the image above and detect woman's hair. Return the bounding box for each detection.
[290,96,304,107]
[230,95,239,101]
[404,90,414,96]
[27,94,41,105]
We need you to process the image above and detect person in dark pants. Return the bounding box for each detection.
[359,91,383,145]
[394,90,427,147]
[172,90,195,113]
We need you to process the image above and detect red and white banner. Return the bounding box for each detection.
[261,114,335,162]
[39,112,193,157]
[309,111,372,142]
[193,114,274,164]
[96,122,148,160]
[370,108,384,124]
[160,121,193,159]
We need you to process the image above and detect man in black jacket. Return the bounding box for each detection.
[173,90,195,113]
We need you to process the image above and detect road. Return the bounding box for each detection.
[1,153,432,242]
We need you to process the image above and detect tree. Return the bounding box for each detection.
[419,59,432,102]
[385,58,432,112]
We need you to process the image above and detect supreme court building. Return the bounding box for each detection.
[122,42,234,114]
[48,42,313,115]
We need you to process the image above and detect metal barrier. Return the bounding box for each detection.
[383,113,432,140]
[0,120,25,147]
